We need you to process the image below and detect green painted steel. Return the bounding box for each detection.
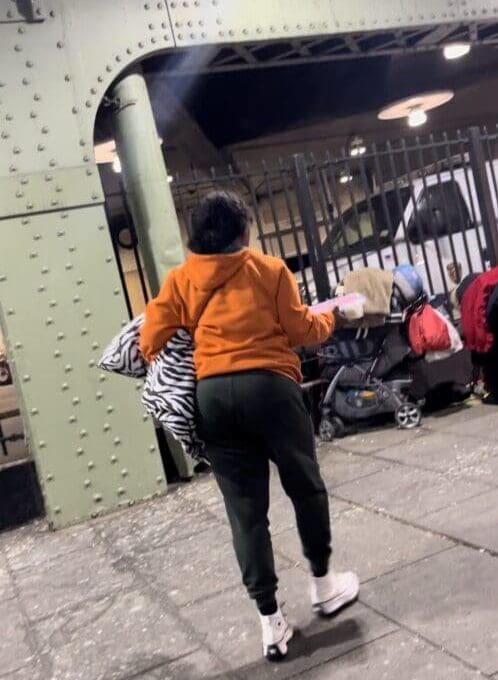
[112,66,193,478]
[0,207,166,529]
[112,67,184,295]
[0,0,496,527]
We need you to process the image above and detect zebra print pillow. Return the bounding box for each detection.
[142,329,205,459]
[98,318,205,460]
[98,314,147,378]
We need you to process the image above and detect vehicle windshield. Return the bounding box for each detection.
[322,187,411,258]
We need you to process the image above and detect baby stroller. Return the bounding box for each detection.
[317,317,423,441]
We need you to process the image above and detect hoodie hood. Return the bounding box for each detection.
[184,248,250,291]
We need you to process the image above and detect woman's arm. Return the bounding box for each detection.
[139,271,182,362]
[276,265,334,347]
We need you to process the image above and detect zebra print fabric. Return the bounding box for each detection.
[98,316,205,460]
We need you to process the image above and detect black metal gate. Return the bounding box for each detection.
[172,125,498,304]
[104,124,498,311]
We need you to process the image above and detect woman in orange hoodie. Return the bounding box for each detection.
[140,191,358,661]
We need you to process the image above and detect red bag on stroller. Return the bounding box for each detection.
[408,304,451,356]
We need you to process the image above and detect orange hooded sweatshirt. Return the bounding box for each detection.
[139,248,334,383]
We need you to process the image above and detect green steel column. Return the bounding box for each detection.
[111,67,194,479]
[111,66,184,295]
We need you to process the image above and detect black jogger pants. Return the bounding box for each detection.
[196,370,331,609]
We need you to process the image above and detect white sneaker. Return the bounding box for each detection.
[259,606,294,661]
[311,571,359,616]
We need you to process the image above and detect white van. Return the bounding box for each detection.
[297,161,498,302]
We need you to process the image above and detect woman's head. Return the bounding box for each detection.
[188,190,251,254]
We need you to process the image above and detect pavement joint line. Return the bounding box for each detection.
[93,523,245,680]
[359,598,494,678]
[1,538,54,678]
[286,629,401,680]
[329,489,498,559]
[357,544,456,586]
[330,447,498,491]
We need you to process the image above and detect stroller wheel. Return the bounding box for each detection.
[319,417,344,442]
[395,403,422,430]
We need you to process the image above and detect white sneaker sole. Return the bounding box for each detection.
[264,624,294,662]
[312,576,360,617]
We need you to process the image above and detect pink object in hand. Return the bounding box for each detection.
[310,293,365,316]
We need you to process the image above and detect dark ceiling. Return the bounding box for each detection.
[95,43,498,149]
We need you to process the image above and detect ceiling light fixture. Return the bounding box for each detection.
[339,171,353,185]
[378,91,454,129]
[407,106,428,128]
[443,42,471,60]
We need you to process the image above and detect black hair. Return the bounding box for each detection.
[188,190,250,255]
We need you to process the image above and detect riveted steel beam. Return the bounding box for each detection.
[0,0,45,23]
[0,165,103,220]
[0,206,167,528]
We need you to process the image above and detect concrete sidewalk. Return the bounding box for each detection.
[1,402,497,679]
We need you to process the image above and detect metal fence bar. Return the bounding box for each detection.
[340,150,369,268]
[400,138,435,294]
[323,151,355,271]
[358,155,384,269]
[262,160,287,260]
[292,153,331,301]
[243,161,269,255]
[308,153,341,284]
[426,135,459,268]
[468,126,498,266]
[441,132,473,275]
[277,157,313,303]
[386,140,414,266]
[456,133,487,270]
[371,142,399,267]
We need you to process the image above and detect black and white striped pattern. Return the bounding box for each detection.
[98,316,205,460]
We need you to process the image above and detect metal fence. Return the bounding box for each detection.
[105,125,498,312]
[171,125,498,305]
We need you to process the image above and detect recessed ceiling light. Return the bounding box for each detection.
[443,43,471,60]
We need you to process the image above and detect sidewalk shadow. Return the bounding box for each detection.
[123,618,364,679]
[229,616,365,679]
